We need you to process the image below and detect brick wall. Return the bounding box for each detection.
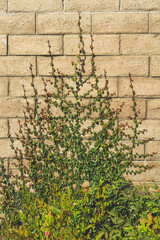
[0,0,160,185]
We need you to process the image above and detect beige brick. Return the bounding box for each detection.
[64,35,119,56]
[0,78,8,96]
[9,35,62,55]
[38,98,64,117]
[95,56,148,76]
[93,13,148,33]
[63,77,117,97]
[9,119,23,138]
[0,119,8,138]
[0,139,14,158]
[8,0,62,12]
[9,77,62,97]
[0,139,22,158]
[0,57,36,76]
[150,13,160,33]
[0,14,35,34]
[80,119,111,138]
[125,161,160,182]
[9,168,21,178]
[37,13,91,34]
[122,120,160,140]
[112,99,145,119]
[9,118,45,138]
[65,0,119,11]
[37,56,92,76]
[91,99,145,119]
[119,77,160,98]
[121,34,160,55]
[150,57,160,76]
[146,141,160,161]
[147,99,160,119]
[9,119,34,139]
[0,35,7,55]
[0,97,34,118]
[122,0,160,11]
[0,159,8,170]
[0,0,7,12]
[122,140,144,157]
[9,159,29,171]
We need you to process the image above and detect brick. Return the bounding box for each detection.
[9,168,22,178]
[0,159,8,171]
[8,0,62,12]
[9,118,48,138]
[65,0,119,11]
[9,77,62,97]
[63,98,90,118]
[147,99,160,119]
[9,119,24,138]
[0,78,8,96]
[122,120,160,140]
[119,77,160,98]
[0,140,22,158]
[0,139,14,158]
[111,99,145,119]
[9,119,35,139]
[95,56,148,76]
[37,56,92,76]
[125,161,160,182]
[9,35,62,55]
[0,14,35,34]
[121,34,160,55]
[0,57,36,76]
[37,13,91,34]
[150,57,160,76]
[9,159,29,171]
[121,140,144,159]
[0,119,8,138]
[80,119,111,138]
[0,0,7,12]
[93,13,148,33]
[146,141,160,161]
[64,35,119,56]
[0,35,7,55]
[91,99,145,119]
[0,97,34,118]
[122,0,160,11]
[63,77,117,97]
[150,13,160,33]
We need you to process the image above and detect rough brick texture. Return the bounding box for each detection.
[64,35,119,55]
[0,0,159,184]
[65,0,119,12]
[0,35,7,55]
[93,13,148,33]
[95,56,148,76]
[0,0,7,12]
[0,78,8,96]
[9,35,63,55]
[0,57,36,76]
[0,14,35,34]
[37,13,91,34]
[122,0,160,11]
[121,35,160,55]
[8,0,62,12]
[150,13,160,33]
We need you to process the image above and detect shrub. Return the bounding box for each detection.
[0,12,158,239]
